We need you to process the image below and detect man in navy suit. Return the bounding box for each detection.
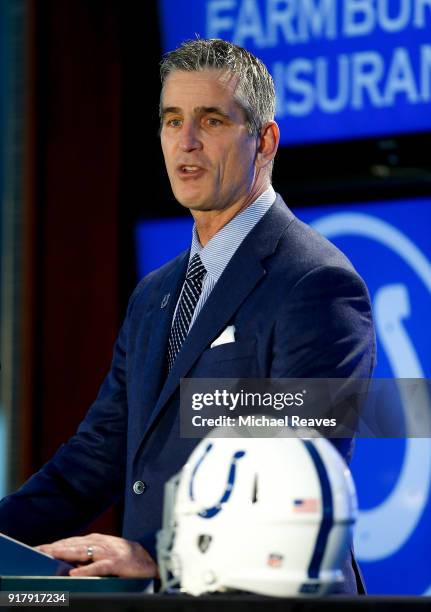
[0,39,375,591]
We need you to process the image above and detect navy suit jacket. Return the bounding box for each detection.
[0,195,375,592]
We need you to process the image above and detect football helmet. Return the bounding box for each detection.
[157,428,357,597]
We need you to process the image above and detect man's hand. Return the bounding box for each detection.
[36,533,159,578]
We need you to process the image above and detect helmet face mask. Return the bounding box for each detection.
[157,430,357,597]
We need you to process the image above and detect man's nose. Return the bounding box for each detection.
[178,123,202,152]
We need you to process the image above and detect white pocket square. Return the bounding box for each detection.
[211,325,236,348]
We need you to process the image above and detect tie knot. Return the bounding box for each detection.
[186,253,206,281]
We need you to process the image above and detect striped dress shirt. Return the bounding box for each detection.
[173,185,276,331]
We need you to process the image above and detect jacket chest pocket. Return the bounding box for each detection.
[191,340,259,377]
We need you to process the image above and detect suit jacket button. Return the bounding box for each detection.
[133,480,146,495]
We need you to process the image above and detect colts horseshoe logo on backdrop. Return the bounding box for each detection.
[312,212,431,565]
[189,443,246,519]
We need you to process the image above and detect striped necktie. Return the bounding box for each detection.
[167,253,206,370]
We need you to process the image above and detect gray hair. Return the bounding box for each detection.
[159,38,275,136]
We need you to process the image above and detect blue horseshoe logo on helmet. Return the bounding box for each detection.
[189,443,246,519]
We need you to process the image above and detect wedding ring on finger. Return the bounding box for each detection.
[87,545,94,561]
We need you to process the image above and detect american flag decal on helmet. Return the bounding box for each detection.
[293,498,319,513]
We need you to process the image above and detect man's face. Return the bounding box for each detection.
[160,69,259,213]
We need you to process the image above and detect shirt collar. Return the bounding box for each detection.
[190,185,276,282]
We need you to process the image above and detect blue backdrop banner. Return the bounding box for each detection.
[158,0,431,145]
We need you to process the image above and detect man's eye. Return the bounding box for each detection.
[206,117,222,127]
[166,118,182,127]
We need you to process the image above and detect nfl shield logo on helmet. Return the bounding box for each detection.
[267,553,283,568]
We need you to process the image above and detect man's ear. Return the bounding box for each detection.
[255,121,280,170]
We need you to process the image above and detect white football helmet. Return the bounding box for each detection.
[157,428,357,597]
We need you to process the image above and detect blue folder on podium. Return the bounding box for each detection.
[0,532,73,576]
[0,532,149,591]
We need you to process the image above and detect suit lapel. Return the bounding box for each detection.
[134,196,295,455]
[138,250,189,412]
[154,246,266,413]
